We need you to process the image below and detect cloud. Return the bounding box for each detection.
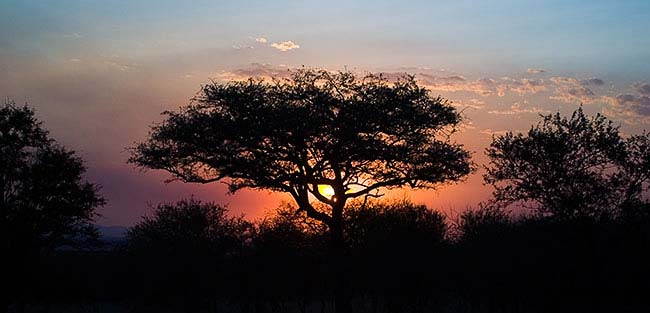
[527,68,546,74]
[450,99,486,112]
[416,75,546,97]
[600,82,650,124]
[500,78,546,95]
[634,82,650,96]
[479,128,510,136]
[417,74,495,96]
[550,76,579,85]
[488,101,550,115]
[63,32,83,39]
[255,37,268,43]
[582,77,605,86]
[550,86,596,103]
[270,41,300,51]
[232,44,254,50]
[605,94,650,116]
[439,75,466,82]
[456,120,476,132]
[549,76,598,103]
[215,63,293,81]
[104,59,132,72]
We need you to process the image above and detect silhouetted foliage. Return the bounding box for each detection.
[457,206,511,241]
[253,203,327,256]
[1,101,105,252]
[1,100,105,311]
[13,198,650,313]
[126,198,251,256]
[484,107,650,220]
[129,69,473,253]
[346,199,447,254]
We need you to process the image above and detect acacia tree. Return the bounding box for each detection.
[484,107,650,219]
[130,69,472,251]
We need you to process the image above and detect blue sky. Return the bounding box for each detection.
[1,1,649,225]
[3,0,649,75]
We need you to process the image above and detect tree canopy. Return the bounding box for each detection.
[130,69,473,243]
[484,107,650,219]
[1,101,105,253]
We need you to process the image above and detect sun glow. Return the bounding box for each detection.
[317,185,336,199]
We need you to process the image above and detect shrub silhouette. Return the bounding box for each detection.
[126,198,251,256]
[345,199,447,255]
[254,203,328,257]
[457,206,511,241]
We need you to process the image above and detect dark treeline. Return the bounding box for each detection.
[21,198,650,313]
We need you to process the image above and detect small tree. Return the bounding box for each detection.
[1,101,105,253]
[1,101,105,309]
[484,107,649,219]
[130,69,472,251]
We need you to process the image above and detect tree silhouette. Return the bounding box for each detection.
[484,107,649,219]
[130,69,472,252]
[1,101,105,252]
[1,101,105,309]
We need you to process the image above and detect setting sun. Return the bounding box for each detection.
[317,185,336,199]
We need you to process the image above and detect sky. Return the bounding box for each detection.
[1,1,649,226]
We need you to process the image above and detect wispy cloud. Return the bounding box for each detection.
[416,75,546,97]
[232,44,254,50]
[479,128,511,136]
[488,101,550,115]
[582,77,605,86]
[215,63,293,81]
[255,37,268,43]
[452,98,486,110]
[634,82,650,96]
[457,120,477,132]
[599,82,650,124]
[501,78,547,95]
[549,76,599,104]
[604,94,650,116]
[527,68,546,74]
[63,32,83,39]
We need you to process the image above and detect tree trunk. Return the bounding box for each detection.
[330,203,349,313]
